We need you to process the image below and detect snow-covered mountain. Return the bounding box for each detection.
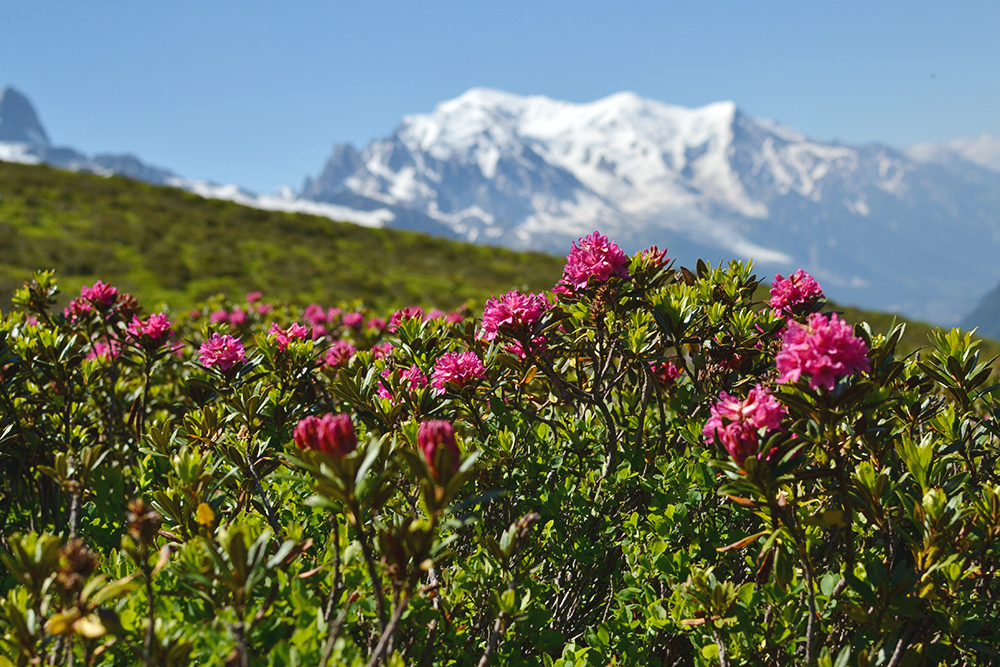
[4,84,1000,326]
[302,88,1000,325]
[910,134,1000,173]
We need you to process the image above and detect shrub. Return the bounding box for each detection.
[1,235,999,666]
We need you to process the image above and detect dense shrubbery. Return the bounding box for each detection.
[2,232,1000,666]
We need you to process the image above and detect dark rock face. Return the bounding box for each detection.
[0,87,50,146]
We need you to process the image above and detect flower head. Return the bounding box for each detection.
[228,308,248,327]
[650,358,683,385]
[293,413,357,458]
[304,304,328,327]
[127,313,173,348]
[559,232,630,292]
[776,312,870,391]
[703,384,786,466]
[64,297,93,322]
[769,270,825,317]
[479,290,549,342]
[342,312,364,329]
[431,351,485,394]
[376,364,428,402]
[80,281,119,309]
[417,420,460,480]
[269,322,309,351]
[86,338,120,361]
[388,306,426,333]
[199,333,246,371]
[324,339,357,368]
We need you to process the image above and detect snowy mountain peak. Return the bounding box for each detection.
[0,87,50,147]
[909,133,1000,172]
[302,87,1000,326]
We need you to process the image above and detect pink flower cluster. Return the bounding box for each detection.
[65,281,123,321]
[86,339,120,361]
[342,311,364,329]
[769,270,825,317]
[776,312,871,391]
[269,322,309,351]
[199,333,246,371]
[293,413,357,459]
[559,232,630,292]
[80,281,119,309]
[388,306,425,333]
[431,351,486,394]
[479,290,549,342]
[376,364,428,401]
[703,384,786,466]
[324,340,357,368]
[127,313,173,348]
[650,358,683,385]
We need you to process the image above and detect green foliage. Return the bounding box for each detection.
[2,237,1000,665]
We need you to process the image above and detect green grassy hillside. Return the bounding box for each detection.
[1,159,995,360]
[0,160,566,312]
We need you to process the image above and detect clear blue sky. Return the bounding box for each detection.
[3,1,998,193]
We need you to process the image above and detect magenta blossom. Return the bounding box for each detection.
[304,303,328,327]
[776,312,871,391]
[199,333,246,371]
[559,232,630,292]
[64,298,93,322]
[417,420,460,481]
[366,317,387,333]
[228,308,248,327]
[371,341,393,359]
[210,309,229,324]
[769,270,825,317]
[388,306,426,333]
[703,384,786,466]
[376,364,428,401]
[127,313,173,347]
[269,322,309,351]
[86,339,120,361]
[80,281,119,309]
[650,358,683,385]
[246,291,263,303]
[479,290,550,342]
[342,312,364,328]
[324,340,357,368]
[431,351,486,394]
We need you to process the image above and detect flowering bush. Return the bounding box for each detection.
[2,236,1000,667]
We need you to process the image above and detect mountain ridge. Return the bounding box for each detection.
[3,84,1000,327]
[302,88,1000,325]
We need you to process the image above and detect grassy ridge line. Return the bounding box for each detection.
[0,160,565,312]
[1,159,994,359]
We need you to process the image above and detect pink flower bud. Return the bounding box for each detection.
[293,413,357,458]
[417,420,460,480]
